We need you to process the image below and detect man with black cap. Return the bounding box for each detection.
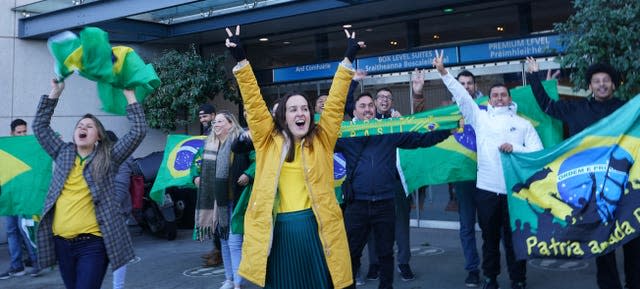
[198,103,216,136]
[526,58,639,289]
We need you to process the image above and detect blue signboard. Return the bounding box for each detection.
[460,34,564,63]
[357,47,458,74]
[273,61,340,83]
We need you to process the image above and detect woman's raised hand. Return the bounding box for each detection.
[49,78,65,99]
[343,29,366,63]
[225,25,246,62]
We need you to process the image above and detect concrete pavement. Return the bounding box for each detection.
[0,226,609,289]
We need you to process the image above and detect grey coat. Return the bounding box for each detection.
[32,95,147,270]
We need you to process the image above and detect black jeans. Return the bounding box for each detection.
[475,189,526,283]
[596,235,640,289]
[344,199,396,289]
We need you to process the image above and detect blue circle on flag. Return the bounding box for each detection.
[174,139,204,171]
[453,124,477,152]
[334,153,347,181]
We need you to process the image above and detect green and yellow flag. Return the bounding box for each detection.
[47,27,161,115]
[397,80,564,193]
[149,135,206,204]
[0,135,52,216]
[502,94,640,260]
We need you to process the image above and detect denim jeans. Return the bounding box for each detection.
[368,191,411,265]
[221,233,244,287]
[345,199,396,289]
[4,216,38,270]
[454,181,480,273]
[112,264,127,289]
[54,235,109,289]
[475,189,525,283]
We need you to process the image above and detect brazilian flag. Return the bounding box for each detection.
[0,136,52,216]
[149,135,206,204]
[502,94,640,260]
[47,27,161,115]
[397,80,564,193]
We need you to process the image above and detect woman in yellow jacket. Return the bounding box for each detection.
[225,26,365,289]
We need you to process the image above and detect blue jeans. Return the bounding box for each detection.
[454,181,480,273]
[220,233,244,287]
[54,235,109,289]
[4,216,38,270]
[345,199,396,289]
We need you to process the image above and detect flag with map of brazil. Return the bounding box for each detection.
[502,94,640,260]
[0,135,52,216]
[150,135,206,204]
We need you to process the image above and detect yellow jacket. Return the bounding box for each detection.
[234,61,354,288]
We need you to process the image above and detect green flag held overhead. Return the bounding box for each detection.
[398,80,563,194]
[0,135,52,216]
[47,27,161,115]
[150,135,206,204]
[502,93,640,260]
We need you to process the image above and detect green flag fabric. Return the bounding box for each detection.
[502,94,640,260]
[0,135,52,216]
[398,80,563,194]
[47,27,161,115]
[149,135,206,204]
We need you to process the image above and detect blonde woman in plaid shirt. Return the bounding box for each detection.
[32,79,147,289]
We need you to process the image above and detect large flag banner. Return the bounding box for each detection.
[502,94,640,260]
[47,27,161,115]
[150,135,206,204]
[398,80,563,193]
[0,135,52,216]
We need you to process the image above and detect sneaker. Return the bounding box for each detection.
[511,281,526,289]
[355,275,365,286]
[366,264,379,280]
[219,280,234,289]
[397,264,415,281]
[465,270,481,287]
[28,266,42,277]
[482,278,499,289]
[0,268,26,280]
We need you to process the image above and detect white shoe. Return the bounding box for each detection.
[219,280,234,289]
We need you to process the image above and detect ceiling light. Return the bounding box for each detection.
[496,26,505,32]
[443,8,455,13]
[283,41,291,45]
[342,24,352,29]
[259,38,269,42]
[390,41,398,46]
[433,34,440,39]
[365,28,373,32]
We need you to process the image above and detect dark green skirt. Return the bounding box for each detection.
[264,208,333,289]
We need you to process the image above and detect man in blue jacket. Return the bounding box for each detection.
[339,92,450,289]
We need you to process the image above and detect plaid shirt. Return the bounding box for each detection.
[32,95,147,270]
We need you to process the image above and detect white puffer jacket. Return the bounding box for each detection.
[441,72,543,194]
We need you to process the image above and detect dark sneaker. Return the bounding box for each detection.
[482,278,499,289]
[511,281,526,289]
[397,264,415,281]
[465,270,481,287]
[28,266,42,277]
[0,268,26,280]
[366,264,379,280]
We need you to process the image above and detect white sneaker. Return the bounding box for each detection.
[219,280,234,289]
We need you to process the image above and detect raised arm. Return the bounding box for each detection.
[110,89,147,166]
[344,69,366,118]
[316,30,363,147]
[33,79,67,158]
[525,57,572,121]
[433,50,480,128]
[412,68,426,112]
[225,25,274,150]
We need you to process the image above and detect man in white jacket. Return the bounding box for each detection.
[433,51,543,289]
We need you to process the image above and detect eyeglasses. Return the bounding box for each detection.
[376,94,392,100]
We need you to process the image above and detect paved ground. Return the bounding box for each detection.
[0,224,615,289]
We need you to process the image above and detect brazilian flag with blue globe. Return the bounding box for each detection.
[502,94,640,260]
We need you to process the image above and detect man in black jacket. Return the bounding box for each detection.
[526,58,639,289]
[339,92,450,289]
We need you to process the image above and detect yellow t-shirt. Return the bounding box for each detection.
[277,142,311,213]
[52,155,102,238]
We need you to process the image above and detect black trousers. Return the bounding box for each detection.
[475,189,526,283]
[596,235,640,289]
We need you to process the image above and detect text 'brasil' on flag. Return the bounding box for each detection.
[150,135,206,204]
[397,79,563,194]
[0,135,52,216]
[502,94,640,260]
[47,27,161,115]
